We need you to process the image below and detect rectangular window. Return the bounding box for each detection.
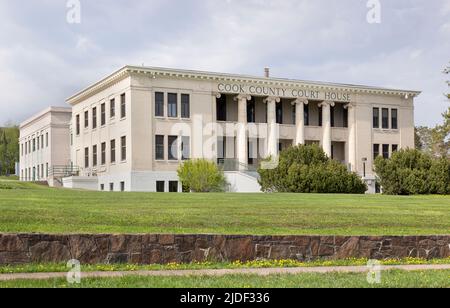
[33,139,36,152]
[391,109,398,130]
[304,105,310,126]
[155,92,164,117]
[84,111,89,128]
[110,183,114,191]
[84,147,89,168]
[101,103,106,126]
[101,142,106,165]
[373,144,380,160]
[373,108,380,129]
[92,107,97,129]
[168,136,178,160]
[46,132,49,147]
[120,93,126,119]
[216,95,227,121]
[247,98,256,123]
[169,181,179,193]
[46,163,48,178]
[181,94,190,119]
[156,181,165,193]
[382,108,389,129]
[168,93,178,118]
[382,144,390,159]
[100,184,105,191]
[392,144,399,153]
[120,181,125,192]
[76,115,80,135]
[110,98,116,118]
[182,136,190,160]
[155,135,165,160]
[276,102,283,124]
[41,135,44,149]
[37,137,40,151]
[93,145,98,167]
[121,136,126,161]
[110,140,116,163]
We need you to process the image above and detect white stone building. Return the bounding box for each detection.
[20,66,421,193]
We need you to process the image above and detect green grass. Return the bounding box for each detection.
[0,180,449,235]
[1,258,449,274]
[1,270,449,288]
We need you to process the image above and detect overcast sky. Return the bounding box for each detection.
[0,0,449,127]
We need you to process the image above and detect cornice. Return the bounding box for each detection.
[66,65,422,106]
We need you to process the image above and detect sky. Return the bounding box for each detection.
[0,0,449,127]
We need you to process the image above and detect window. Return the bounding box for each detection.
[121,136,126,161]
[216,95,227,121]
[155,92,164,117]
[100,184,105,191]
[391,109,398,130]
[155,135,165,160]
[168,93,178,118]
[181,94,190,119]
[101,142,106,165]
[182,136,190,160]
[392,144,399,153]
[373,144,380,160]
[84,147,89,168]
[93,145,98,167]
[101,103,106,126]
[110,98,116,118]
[318,106,323,127]
[304,105,310,126]
[37,137,40,150]
[21,144,24,156]
[110,183,114,191]
[46,132,49,147]
[33,139,36,152]
[247,98,255,123]
[46,163,48,178]
[110,140,116,163]
[41,164,44,179]
[76,115,80,135]
[382,108,389,129]
[92,107,97,129]
[382,144,390,159]
[276,102,283,124]
[168,136,178,160]
[84,111,89,128]
[41,135,44,149]
[169,181,179,193]
[120,181,125,192]
[156,181,165,193]
[343,108,349,128]
[373,108,380,129]
[120,93,126,118]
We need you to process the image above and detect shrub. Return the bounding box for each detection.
[177,159,228,193]
[374,149,450,195]
[258,145,367,194]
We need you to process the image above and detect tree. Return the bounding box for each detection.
[374,149,450,195]
[177,159,228,193]
[258,144,367,194]
[0,125,19,176]
[445,63,449,100]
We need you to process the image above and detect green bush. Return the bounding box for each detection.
[374,149,450,195]
[258,145,367,194]
[177,159,228,193]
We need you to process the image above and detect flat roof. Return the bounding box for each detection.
[20,106,72,129]
[67,65,422,105]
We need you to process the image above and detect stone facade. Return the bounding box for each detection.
[0,234,448,265]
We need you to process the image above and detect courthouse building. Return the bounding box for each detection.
[20,66,420,193]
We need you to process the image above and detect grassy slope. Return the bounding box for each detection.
[1,270,449,288]
[0,181,449,235]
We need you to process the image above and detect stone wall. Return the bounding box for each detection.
[0,234,449,265]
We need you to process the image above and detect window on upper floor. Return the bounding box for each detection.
[373,144,380,160]
[382,144,390,159]
[92,107,97,129]
[121,136,127,161]
[110,140,115,164]
[110,98,116,118]
[84,111,89,128]
[181,94,190,119]
[392,144,399,154]
[84,147,89,168]
[168,135,178,160]
[93,145,98,167]
[155,135,165,160]
[391,109,398,130]
[101,142,106,165]
[155,92,164,117]
[76,115,80,135]
[181,136,190,161]
[382,108,389,129]
[373,108,380,129]
[120,94,126,119]
[168,93,178,118]
[101,103,106,126]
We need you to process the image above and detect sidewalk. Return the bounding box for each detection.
[1,264,450,281]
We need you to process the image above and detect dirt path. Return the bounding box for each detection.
[1,264,450,281]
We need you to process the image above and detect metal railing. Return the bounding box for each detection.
[48,165,80,178]
[217,159,259,172]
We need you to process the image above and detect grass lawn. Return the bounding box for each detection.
[0,180,449,235]
[1,270,449,288]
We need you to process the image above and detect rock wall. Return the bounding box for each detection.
[0,234,449,265]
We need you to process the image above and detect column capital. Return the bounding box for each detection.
[344,102,356,109]
[213,92,222,99]
[234,94,252,102]
[263,96,281,104]
[319,101,335,108]
[292,98,309,106]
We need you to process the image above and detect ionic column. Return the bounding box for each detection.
[293,99,308,145]
[265,96,281,157]
[235,94,251,170]
[345,103,357,171]
[319,101,335,157]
